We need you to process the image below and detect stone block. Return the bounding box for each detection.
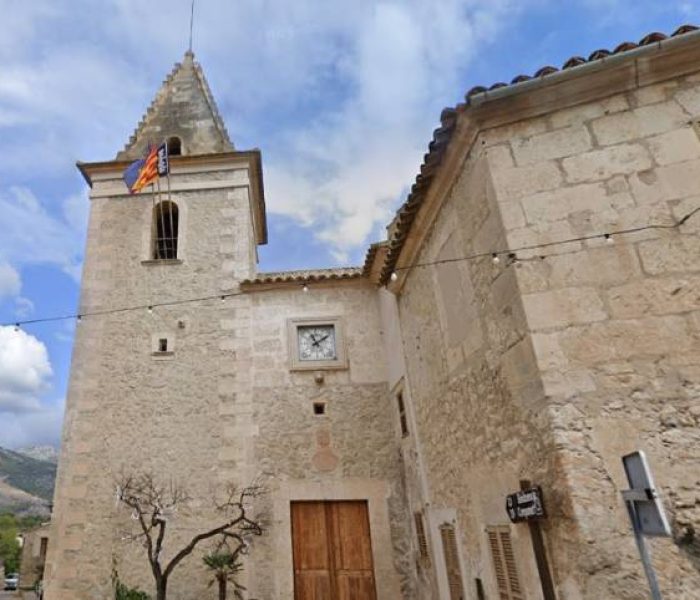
[530,332,569,370]
[511,126,592,166]
[674,85,700,115]
[559,315,694,365]
[545,245,641,289]
[633,81,678,106]
[607,276,700,319]
[522,287,608,330]
[549,94,629,130]
[647,127,700,166]
[498,201,526,230]
[491,160,562,199]
[637,235,700,275]
[486,144,514,169]
[562,144,652,183]
[590,102,688,146]
[520,182,614,224]
[541,369,597,398]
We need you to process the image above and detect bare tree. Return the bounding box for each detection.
[115,473,265,600]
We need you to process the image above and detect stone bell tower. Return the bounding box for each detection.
[44,52,268,599]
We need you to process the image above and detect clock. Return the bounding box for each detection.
[298,325,336,361]
[288,317,347,371]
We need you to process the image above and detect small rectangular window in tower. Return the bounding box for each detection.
[414,512,430,566]
[313,402,326,416]
[397,391,409,437]
[440,523,465,600]
[486,525,524,600]
[158,338,168,353]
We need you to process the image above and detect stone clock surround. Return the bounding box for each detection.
[286,316,348,371]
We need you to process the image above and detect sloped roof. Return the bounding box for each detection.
[116,51,234,160]
[241,267,364,288]
[374,24,700,284]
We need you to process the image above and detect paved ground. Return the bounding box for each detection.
[0,591,19,599]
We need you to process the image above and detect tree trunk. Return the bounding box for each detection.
[218,574,227,600]
[156,577,168,600]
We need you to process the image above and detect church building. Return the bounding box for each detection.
[45,25,700,600]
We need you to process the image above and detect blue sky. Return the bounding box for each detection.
[0,0,698,449]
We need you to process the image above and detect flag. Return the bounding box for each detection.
[156,143,169,177]
[123,143,166,194]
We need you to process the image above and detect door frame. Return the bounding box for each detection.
[274,479,403,599]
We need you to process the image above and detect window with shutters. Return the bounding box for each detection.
[487,525,524,600]
[414,512,430,565]
[439,523,465,600]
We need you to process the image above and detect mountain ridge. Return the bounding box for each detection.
[0,447,56,516]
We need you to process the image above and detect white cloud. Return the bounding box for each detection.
[0,398,65,450]
[14,297,34,319]
[0,262,21,299]
[0,186,86,282]
[0,1,530,263]
[0,326,53,412]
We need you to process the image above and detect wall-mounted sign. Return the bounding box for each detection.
[506,486,545,523]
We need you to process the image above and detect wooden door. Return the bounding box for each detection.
[292,501,377,600]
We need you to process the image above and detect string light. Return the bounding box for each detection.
[220,295,226,302]
[2,206,698,330]
[77,315,82,323]
[302,283,309,293]
[392,206,700,276]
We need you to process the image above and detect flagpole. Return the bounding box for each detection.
[156,175,168,259]
[162,139,175,259]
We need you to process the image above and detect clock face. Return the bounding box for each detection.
[298,325,336,361]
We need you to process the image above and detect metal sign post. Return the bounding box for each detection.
[621,451,671,600]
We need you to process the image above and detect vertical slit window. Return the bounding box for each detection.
[153,201,178,260]
[397,391,409,437]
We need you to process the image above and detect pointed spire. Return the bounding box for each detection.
[116,52,234,160]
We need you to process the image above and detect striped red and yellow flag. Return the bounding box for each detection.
[129,145,159,193]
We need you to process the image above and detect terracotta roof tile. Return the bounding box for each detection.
[377,24,699,285]
[241,267,364,287]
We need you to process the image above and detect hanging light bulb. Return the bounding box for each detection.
[390,272,398,282]
[221,295,226,302]
[508,252,518,265]
[77,315,83,323]
[147,306,153,314]
[302,283,309,293]
[491,253,500,264]
[14,323,20,332]
[604,233,614,244]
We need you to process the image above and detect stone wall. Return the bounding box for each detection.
[45,158,411,599]
[19,524,49,591]
[241,283,410,599]
[396,147,558,600]
[484,73,700,598]
[45,162,262,599]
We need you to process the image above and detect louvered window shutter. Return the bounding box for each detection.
[414,512,430,565]
[440,524,465,600]
[487,526,524,600]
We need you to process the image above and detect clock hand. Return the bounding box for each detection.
[316,334,330,344]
